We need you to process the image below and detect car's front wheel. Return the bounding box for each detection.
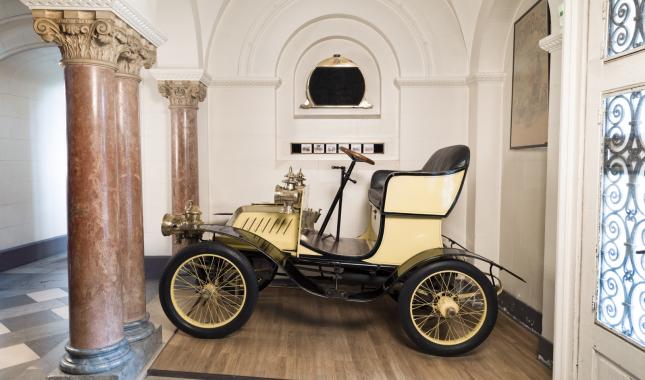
[398,259,497,356]
[159,242,258,338]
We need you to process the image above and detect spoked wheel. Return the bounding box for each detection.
[159,242,258,338]
[398,260,497,356]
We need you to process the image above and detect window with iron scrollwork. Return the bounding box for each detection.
[597,88,645,348]
[607,0,645,57]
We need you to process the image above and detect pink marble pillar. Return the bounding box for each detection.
[32,10,156,374]
[116,75,146,324]
[32,10,132,373]
[158,81,206,253]
[115,36,156,342]
[65,60,124,353]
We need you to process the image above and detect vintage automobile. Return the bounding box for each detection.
[158,145,524,356]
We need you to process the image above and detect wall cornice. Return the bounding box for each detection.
[394,76,467,88]
[539,33,563,53]
[465,72,506,85]
[149,69,211,85]
[19,0,166,46]
[394,73,505,88]
[209,77,282,88]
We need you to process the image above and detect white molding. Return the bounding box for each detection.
[553,1,587,379]
[393,73,505,88]
[0,14,33,26]
[539,33,563,53]
[465,72,506,84]
[0,41,51,61]
[394,76,467,87]
[19,0,166,46]
[239,0,432,77]
[209,77,282,88]
[148,69,211,85]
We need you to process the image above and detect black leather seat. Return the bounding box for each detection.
[368,145,470,209]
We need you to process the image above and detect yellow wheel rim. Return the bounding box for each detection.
[170,253,247,329]
[410,269,487,345]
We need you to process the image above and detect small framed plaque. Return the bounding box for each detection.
[290,143,384,155]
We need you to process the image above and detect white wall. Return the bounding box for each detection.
[141,2,561,350]
[0,46,67,251]
[142,0,474,254]
[140,69,172,256]
[0,0,562,352]
[495,0,562,334]
[540,3,563,344]
[0,1,559,337]
[496,0,549,309]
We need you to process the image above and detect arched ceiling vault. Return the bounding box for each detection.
[0,0,49,62]
[198,0,469,78]
[470,0,561,74]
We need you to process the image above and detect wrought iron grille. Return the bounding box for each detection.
[597,89,645,348]
[607,0,645,57]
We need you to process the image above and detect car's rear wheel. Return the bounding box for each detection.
[159,242,258,338]
[398,260,497,356]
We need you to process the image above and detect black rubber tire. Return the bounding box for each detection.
[159,241,258,339]
[398,260,497,356]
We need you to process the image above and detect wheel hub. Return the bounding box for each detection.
[202,283,218,298]
[436,295,459,318]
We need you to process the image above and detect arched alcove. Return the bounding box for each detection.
[204,0,468,78]
[0,45,67,250]
[0,12,48,61]
[275,15,400,161]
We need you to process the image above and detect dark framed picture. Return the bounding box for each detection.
[510,0,550,149]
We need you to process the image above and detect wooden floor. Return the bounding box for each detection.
[149,286,551,380]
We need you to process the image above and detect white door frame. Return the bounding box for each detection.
[553,1,589,378]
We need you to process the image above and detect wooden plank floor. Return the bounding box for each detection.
[150,286,551,380]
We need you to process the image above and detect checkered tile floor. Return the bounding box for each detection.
[0,253,160,379]
[0,253,69,379]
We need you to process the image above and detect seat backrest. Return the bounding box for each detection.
[421,145,470,173]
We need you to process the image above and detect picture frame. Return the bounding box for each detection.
[301,144,313,154]
[510,0,550,149]
[326,144,337,154]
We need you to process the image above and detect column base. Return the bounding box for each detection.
[48,326,162,380]
[58,338,132,375]
[123,312,154,343]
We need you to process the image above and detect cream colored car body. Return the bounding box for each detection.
[225,169,464,266]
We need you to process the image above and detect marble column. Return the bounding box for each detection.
[32,10,131,374]
[115,32,156,342]
[157,81,206,253]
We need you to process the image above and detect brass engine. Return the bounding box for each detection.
[161,168,321,250]
[273,167,305,214]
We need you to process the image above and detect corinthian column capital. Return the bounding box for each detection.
[117,27,157,79]
[32,9,128,69]
[158,81,207,108]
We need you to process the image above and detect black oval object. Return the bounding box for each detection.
[308,66,365,106]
